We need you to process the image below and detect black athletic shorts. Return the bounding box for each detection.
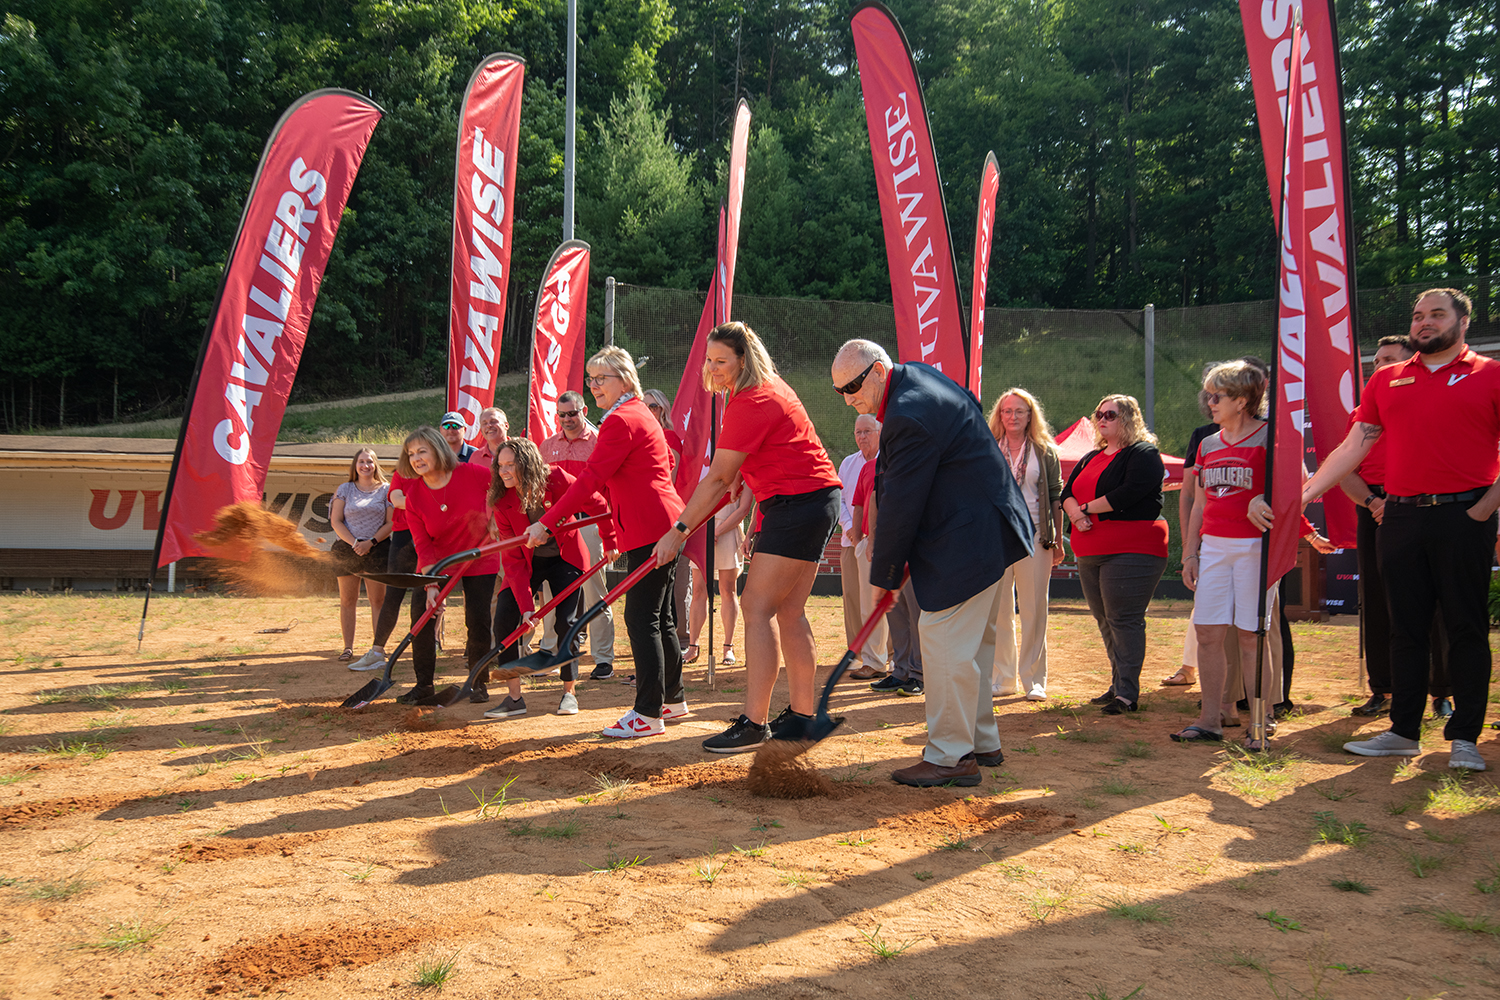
[753,486,840,563]
[331,537,391,576]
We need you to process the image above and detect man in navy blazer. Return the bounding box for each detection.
[832,339,1033,786]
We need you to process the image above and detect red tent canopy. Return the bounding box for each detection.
[1055,418,1184,491]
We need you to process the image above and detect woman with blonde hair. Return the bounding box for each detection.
[1060,393,1170,716]
[987,388,1065,699]
[526,346,686,738]
[654,321,843,754]
[329,448,393,661]
[397,426,497,705]
[487,437,613,719]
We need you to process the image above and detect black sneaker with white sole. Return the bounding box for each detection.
[870,675,903,692]
[702,715,768,754]
[590,662,615,681]
[895,679,923,696]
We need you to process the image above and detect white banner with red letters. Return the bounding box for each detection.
[526,241,591,440]
[154,89,382,566]
[852,1,967,377]
[447,53,525,446]
[1241,0,1359,547]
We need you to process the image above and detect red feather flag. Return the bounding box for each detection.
[526,241,590,440]
[967,152,1000,401]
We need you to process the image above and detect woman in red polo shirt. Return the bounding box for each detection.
[527,347,685,739]
[1061,393,1169,718]
[487,437,614,720]
[655,321,843,754]
[397,426,497,705]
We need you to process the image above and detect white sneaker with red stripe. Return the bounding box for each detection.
[602,709,664,739]
[661,701,691,721]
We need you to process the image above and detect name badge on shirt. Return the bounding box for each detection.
[1388,376,1415,386]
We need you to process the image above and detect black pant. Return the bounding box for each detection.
[623,544,681,718]
[1357,500,1453,699]
[1378,501,1496,743]
[1078,552,1167,707]
[411,574,495,688]
[493,555,583,681]
[373,530,417,648]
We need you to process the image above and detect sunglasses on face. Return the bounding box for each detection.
[834,361,877,396]
[586,374,618,387]
[1093,410,1119,422]
[441,422,463,430]
[557,409,579,419]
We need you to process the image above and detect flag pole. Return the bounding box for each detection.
[705,200,726,690]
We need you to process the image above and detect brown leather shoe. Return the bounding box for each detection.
[891,758,981,787]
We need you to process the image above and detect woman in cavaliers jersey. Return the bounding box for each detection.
[1175,360,1278,747]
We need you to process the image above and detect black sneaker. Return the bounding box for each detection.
[702,715,768,754]
[962,748,1005,767]
[1089,689,1117,706]
[1101,698,1137,715]
[870,675,903,692]
[769,707,810,740]
[483,695,527,719]
[895,679,924,697]
[1352,693,1389,717]
[1433,697,1454,719]
[395,685,435,705]
[590,662,614,681]
[470,682,489,704]
[1272,700,1294,719]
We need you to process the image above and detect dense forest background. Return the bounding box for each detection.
[2,0,1495,430]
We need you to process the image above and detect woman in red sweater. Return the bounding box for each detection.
[487,437,613,720]
[398,426,497,705]
[527,347,685,738]
[655,321,843,754]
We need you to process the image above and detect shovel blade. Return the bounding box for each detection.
[419,685,460,707]
[357,571,446,588]
[342,677,392,709]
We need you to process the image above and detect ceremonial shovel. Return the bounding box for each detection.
[433,551,613,708]
[353,513,610,589]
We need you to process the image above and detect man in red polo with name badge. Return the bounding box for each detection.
[1299,288,1499,771]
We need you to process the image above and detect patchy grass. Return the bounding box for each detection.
[1097,898,1172,923]
[1329,877,1374,894]
[410,949,462,989]
[509,818,583,840]
[1433,910,1500,936]
[857,923,916,960]
[1402,848,1448,878]
[1216,747,1301,800]
[82,917,170,953]
[1425,774,1500,817]
[1312,811,1371,847]
[24,875,94,901]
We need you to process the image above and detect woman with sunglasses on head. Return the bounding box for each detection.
[486,437,615,719]
[396,426,497,705]
[1061,394,1169,717]
[526,348,686,739]
[654,322,842,754]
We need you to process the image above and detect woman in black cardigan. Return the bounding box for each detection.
[1060,394,1170,714]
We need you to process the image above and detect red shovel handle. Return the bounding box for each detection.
[594,495,733,607]
[497,552,612,649]
[849,571,909,655]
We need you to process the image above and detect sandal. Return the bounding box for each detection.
[684,644,700,664]
[338,647,354,662]
[1169,725,1222,743]
[722,645,736,665]
[1161,667,1196,686]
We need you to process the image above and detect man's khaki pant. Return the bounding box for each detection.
[855,542,890,670]
[919,579,1004,767]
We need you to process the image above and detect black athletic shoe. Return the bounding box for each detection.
[469,682,489,704]
[1352,693,1389,717]
[590,662,615,681]
[895,679,924,697]
[1101,698,1137,715]
[395,685,435,705]
[1272,699,1294,719]
[870,675,903,692]
[1089,689,1117,706]
[1237,698,1250,712]
[702,714,768,754]
[962,748,1005,767]
[768,706,806,740]
[1433,697,1454,719]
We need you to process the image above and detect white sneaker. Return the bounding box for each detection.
[1344,730,1421,757]
[556,692,579,716]
[1449,739,1486,771]
[602,710,664,738]
[991,684,1018,697]
[1025,685,1047,701]
[661,701,691,721]
[348,648,386,671]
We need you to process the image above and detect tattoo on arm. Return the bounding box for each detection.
[1358,422,1383,445]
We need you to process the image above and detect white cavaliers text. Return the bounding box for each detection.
[214,158,326,465]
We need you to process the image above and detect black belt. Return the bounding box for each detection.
[1387,489,1484,506]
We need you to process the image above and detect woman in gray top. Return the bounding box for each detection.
[330,448,393,660]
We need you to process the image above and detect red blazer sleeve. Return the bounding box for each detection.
[490,491,537,615]
[541,416,630,530]
[547,467,614,562]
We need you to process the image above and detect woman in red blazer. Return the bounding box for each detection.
[487,437,614,720]
[528,347,686,739]
[398,425,496,706]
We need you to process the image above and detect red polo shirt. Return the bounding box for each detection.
[1355,347,1500,496]
[717,376,841,502]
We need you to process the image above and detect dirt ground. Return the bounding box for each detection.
[1,591,1499,1000]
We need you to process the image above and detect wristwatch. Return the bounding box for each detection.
[1362,494,1377,508]
[673,520,690,535]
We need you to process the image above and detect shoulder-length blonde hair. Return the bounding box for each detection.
[1091,394,1157,450]
[346,447,388,485]
[704,321,778,394]
[488,437,550,512]
[396,426,457,478]
[588,346,645,400]
[641,388,672,429]
[987,388,1056,452]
